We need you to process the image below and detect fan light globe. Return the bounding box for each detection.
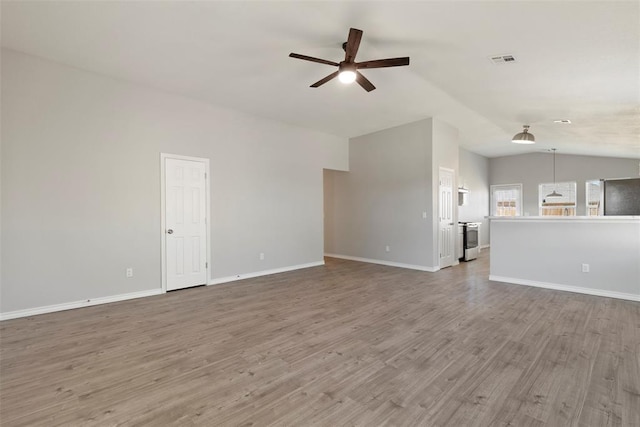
[339,70,356,84]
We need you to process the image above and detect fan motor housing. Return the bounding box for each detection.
[339,62,356,73]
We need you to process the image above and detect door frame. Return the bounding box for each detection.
[160,153,211,292]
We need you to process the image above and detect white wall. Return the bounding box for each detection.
[458,148,490,247]
[1,49,348,315]
[490,217,640,301]
[490,153,639,216]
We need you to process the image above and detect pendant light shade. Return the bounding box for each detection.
[546,148,563,198]
[512,125,535,144]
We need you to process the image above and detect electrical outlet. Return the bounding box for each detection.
[126,268,133,278]
[385,245,391,252]
[581,263,590,273]
[259,252,265,260]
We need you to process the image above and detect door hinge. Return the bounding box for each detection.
[206,262,208,269]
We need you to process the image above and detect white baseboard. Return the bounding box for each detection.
[480,244,490,250]
[0,288,164,321]
[324,253,439,272]
[489,275,640,302]
[209,261,325,286]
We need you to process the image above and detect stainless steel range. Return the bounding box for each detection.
[459,222,480,261]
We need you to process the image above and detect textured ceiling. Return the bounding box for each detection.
[2,1,639,159]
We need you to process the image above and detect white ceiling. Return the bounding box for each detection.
[2,1,639,159]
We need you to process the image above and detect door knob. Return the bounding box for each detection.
[167,229,173,234]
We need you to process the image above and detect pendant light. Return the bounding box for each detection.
[546,148,563,198]
[512,125,535,144]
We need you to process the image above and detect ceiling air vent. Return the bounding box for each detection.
[489,54,516,64]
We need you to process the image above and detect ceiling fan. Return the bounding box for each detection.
[289,28,410,92]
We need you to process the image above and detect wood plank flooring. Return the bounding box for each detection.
[1,252,639,426]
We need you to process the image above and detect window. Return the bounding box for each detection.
[539,182,577,216]
[491,184,522,216]
[586,180,602,216]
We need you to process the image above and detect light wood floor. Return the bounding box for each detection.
[1,252,639,426]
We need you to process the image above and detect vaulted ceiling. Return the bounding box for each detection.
[2,1,638,159]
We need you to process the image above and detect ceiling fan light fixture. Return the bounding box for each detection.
[512,125,535,144]
[338,70,356,84]
[338,62,357,84]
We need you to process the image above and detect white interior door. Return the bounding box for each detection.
[439,167,455,268]
[165,158,207,291]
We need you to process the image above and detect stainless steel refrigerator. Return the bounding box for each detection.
[599,177,640,216]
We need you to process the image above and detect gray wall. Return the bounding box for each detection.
[322,168,343,254]
[490,152,640,216]
[490,218,640,299]
[1,49,348,314]
[325,118,459,270]
[326,119,433,267]
[458,148,490,247]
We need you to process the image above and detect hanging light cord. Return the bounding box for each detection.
[545,148,563,199]
[553,149,556,184]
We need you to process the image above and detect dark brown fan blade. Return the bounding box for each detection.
[344,28,363,63]
[356,57,410,69]
[356,71,376,92]
[289,53,339,67]
[310,71,340,88]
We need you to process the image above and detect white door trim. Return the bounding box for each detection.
[160,153,211,292]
